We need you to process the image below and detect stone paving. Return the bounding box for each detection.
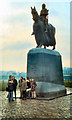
[0,88,72,120]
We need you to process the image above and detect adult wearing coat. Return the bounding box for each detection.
[26,77,31,98]
[21,78,27,100]
[19,76,23,98]
[12,76,17,99]
[8,75,14,102]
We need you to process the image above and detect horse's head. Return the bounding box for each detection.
[31,6,39,21]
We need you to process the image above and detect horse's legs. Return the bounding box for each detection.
[36,44,42,48]
[44,46,46,49]
[52,45,55,50]
[38,44,42,47]
[36,45,38,48]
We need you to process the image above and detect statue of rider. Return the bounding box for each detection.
[40,4,49,32]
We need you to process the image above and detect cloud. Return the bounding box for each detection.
[62,59,70,68]
[6,13,31,26]
[2,40,35,51]
[2,49,27,72]
[1,21,33,42]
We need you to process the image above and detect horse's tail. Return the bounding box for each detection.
[49,24,56,35]
[48,24,56,46]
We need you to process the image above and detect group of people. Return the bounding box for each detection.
[6,75,37,102]
[6,75,17,102]
[19,76,37,100]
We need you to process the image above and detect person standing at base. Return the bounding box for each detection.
[12,76,17,100]
[19,76,23,98]
[26,77,31,98]
[31,79,37,99]
[21,78,27,100]
[8,75,14,102]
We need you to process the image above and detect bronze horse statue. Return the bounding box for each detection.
[31,7,56,50]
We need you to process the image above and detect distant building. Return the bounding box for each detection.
[63,75,72,82]
[63,67,72,76]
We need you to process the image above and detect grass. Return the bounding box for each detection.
[64,83,72,87]
[64,81,72,87]
[0,82,7,91]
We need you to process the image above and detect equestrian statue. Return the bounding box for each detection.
[31,4,56,50]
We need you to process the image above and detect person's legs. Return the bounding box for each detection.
[22,90,24,98]
[22,91,25,99]
[22,90,27,99]
[20,88,22,98]
[26,91,28,98]
[14,89,16,99]
[31,91,33,98]
[30,91,32,97]
[11,91,13,100]
[33,91,34,98]
[8,92,10,102]
[27,91,30,98]
[28,91,30,97]
[23,91,25,98]
[25,90,27,98]
[34,91,36,98]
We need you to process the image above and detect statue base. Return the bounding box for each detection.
[27,48,66,98]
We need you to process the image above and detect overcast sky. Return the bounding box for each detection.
[0,0,71,72]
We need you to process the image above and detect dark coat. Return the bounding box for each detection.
[13,79,17,90]
[19,79,23,87]
[27,81,31,89]
[8,79,14,92]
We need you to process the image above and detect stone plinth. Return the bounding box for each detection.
[27,48,66,98]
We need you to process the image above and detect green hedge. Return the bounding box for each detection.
[0,82,7,91]
[64,83,72,87]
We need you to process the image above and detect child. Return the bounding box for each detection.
[31,79,37,98]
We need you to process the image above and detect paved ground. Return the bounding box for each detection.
[0,88,72,120]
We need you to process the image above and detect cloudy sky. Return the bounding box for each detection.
[0,0,71,72]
